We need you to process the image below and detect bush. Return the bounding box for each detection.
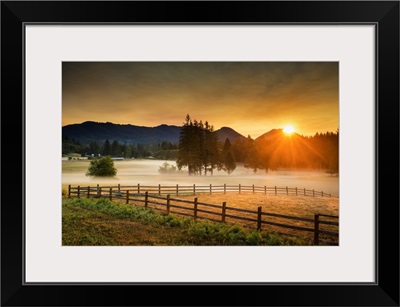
[86,156,117,177]
[158,162,178,174]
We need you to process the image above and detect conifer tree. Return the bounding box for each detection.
[102,139,111,156]
[177,114,222,175]
[221,138,236,174]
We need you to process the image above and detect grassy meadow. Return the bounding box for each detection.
[62,158,339,246]
[62,197,306,246]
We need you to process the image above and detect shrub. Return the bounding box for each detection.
[158,162,178,174]
[86,156,117,177]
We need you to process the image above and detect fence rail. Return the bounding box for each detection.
[68,183,337,198]
[67,184,339,245]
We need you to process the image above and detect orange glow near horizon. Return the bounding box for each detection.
[62,62,339,138]
[258,131,326,169]
[283,125,295,135]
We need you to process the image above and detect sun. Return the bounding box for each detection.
[283,125,295,135]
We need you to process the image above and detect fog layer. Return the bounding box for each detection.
[62,159,339,196]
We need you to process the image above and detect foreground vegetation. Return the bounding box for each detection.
[62,198,306,246]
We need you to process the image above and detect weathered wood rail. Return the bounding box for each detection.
[68,183,337,198]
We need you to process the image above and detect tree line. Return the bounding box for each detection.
[176,114,236,175]
[62,137,178,160]
[63,115,339,176]
[227,130,339,175]
[176,115,338,176]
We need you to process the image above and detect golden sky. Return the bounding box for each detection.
[62,62,338,138]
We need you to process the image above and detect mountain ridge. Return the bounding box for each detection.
[62,121,247,145]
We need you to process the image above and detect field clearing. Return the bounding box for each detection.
[63,159,339,244]
[97,192,339,245]
[174,193,338,217]
[177,194,338,243]
[62,159,339,196]
[62,202,187,246]
[62,198,306,246]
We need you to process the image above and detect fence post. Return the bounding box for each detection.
[166,194,171,214]
[68,185,71,198]
[210,184,212,195]
[109,188,112,201]
[126,190,129,204]
[252,184,255,194]
[264,186,267,195]
[329,193,331,198]
[313,189,315,197]
[118,184,120,194]
[87,186,90,198]
[98,187,102,198]
[257,206,262,230]
[304,188,306,196]
[145,191,148,208]
[193,184,196,195]
[286,186,288,195]
[222,202,226,222]
[224,184,226,194]
[314,214,320,245]
[275,186,277,195]
[176,184,179,196]
[239,184,241,194]
[295,187,298,196]
[194,197,198,221]
[158,184,161,195]
[137,183,140,194]
[322,191,324,197]
[77,186,80,198]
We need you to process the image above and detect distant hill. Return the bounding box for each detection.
[254,128,317,168]
[255,128,306,148]
[215,127,246,143]
[62,121,181,144]
[255,128,283,140]
[62,121,247,145]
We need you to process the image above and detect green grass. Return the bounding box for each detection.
[62,197,306,246]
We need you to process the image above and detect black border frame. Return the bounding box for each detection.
[1,1,399,306]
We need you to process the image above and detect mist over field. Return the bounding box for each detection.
[62,159,339,196]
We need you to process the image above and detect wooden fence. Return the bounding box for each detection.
[67,184,339,245]
[68,183,337,198]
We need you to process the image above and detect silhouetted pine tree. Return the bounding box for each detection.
[111,140,120,156]
[221,138,236,174]
[102,139,111,156]
[177,114,222,175]
[203,121,220,175]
